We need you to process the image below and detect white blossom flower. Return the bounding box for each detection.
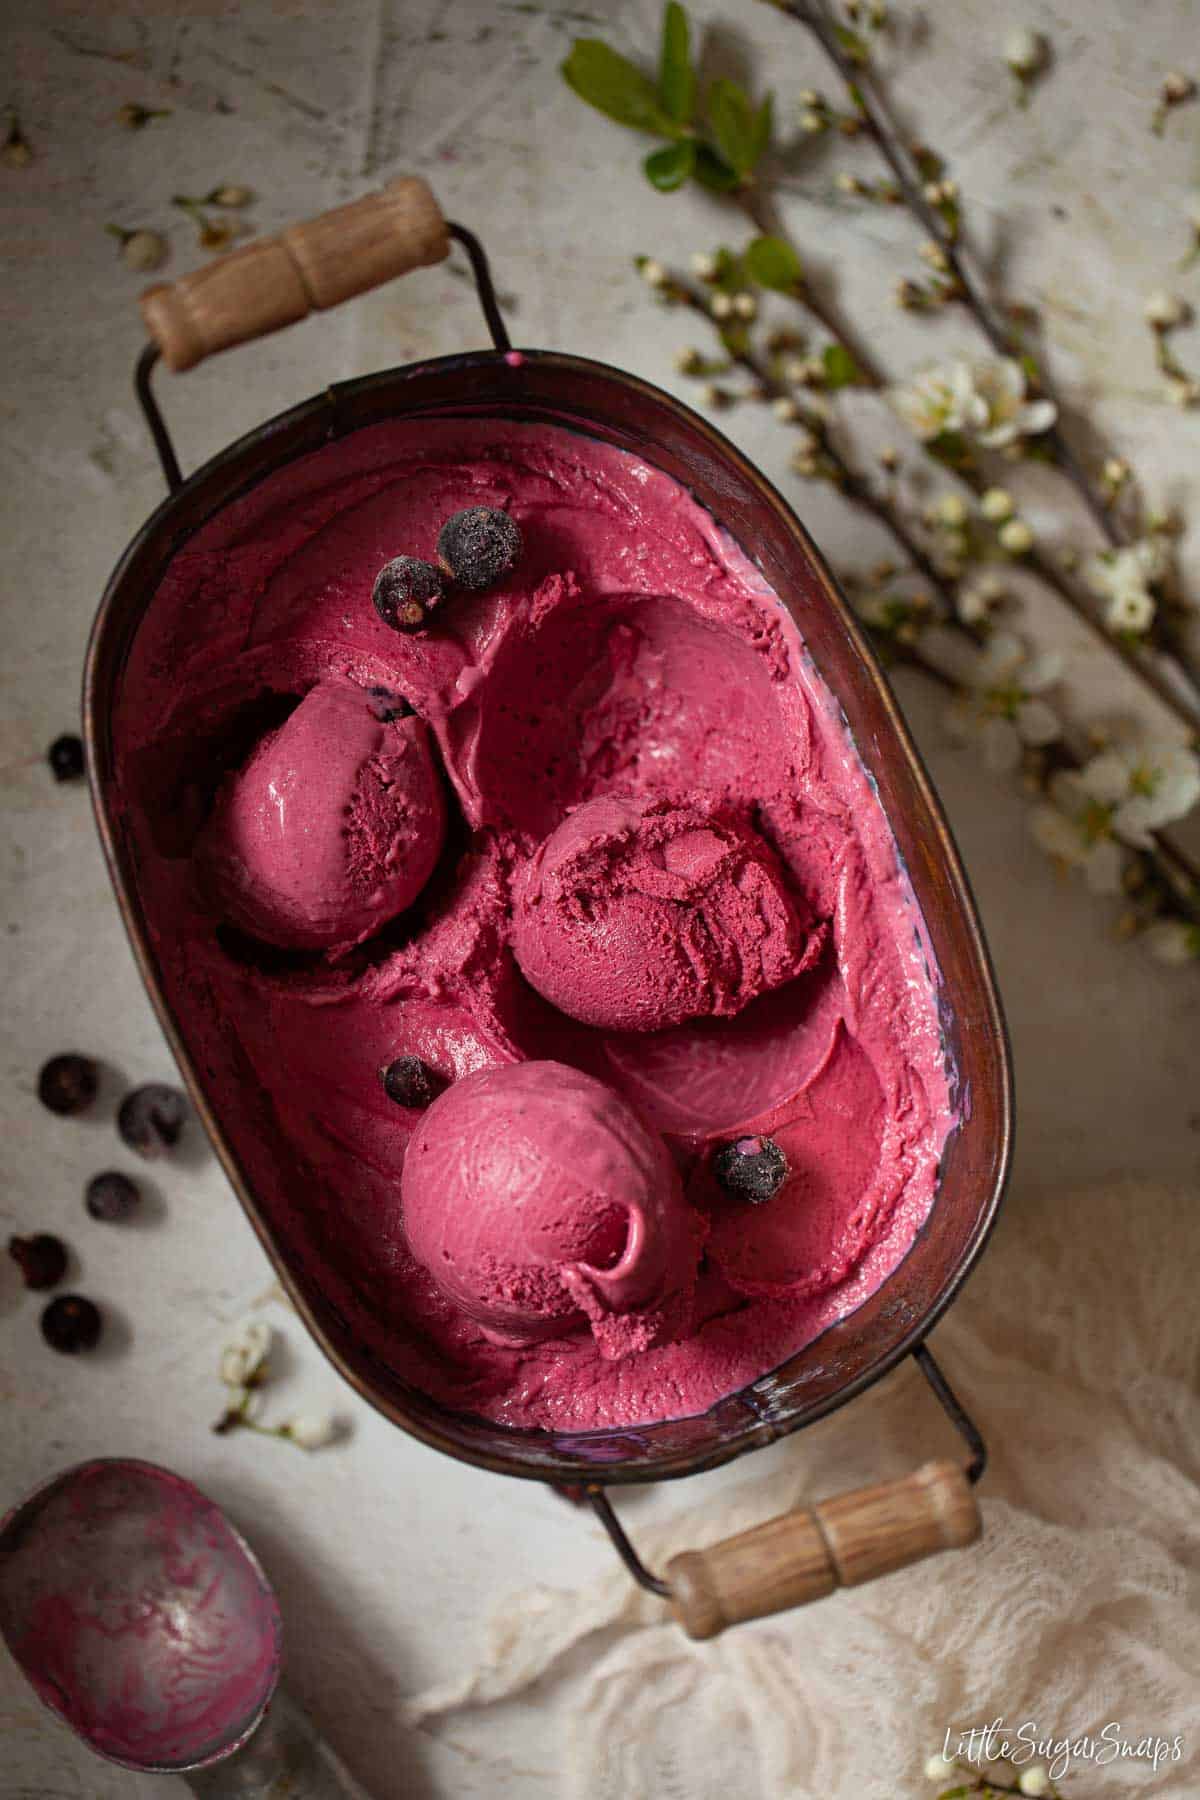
[980,486,1014,521]
[640,258,668,289]
[220,1321,272,1388]
[924,626,1062,772]
[1108,585,1155,631]
[733,292,758,320]
[1076,740,1200,847]
[710,292,735,320]
[932,492,969,527]
[673,346,704,375]
[955,569,1008,624]
[287,1412,338,1450]
[1018,1769,1051,1797]
[924,1752,958,1780]
[1144,918,1200,964]
[121,229,168,272]
[998,517,1035,554]
[1084,538,1169,633]
[1031,740,1200,892]
[888,363,977,440]
[789,428,821,474]
[689,251,719,280]
[1144,289,1188,329]
[970,359,1057,447]
[1167,376,1200,408]
[800,108,826,133]
[1162,71,1196,105]
[889,358,1055,448]
[1005,27,1045,74]
[772,395,801,421]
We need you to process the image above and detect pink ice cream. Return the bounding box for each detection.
[198,678,445,952]
[511,796,819,1031]
[401,1060,702,1356]
[112,416,955,1433]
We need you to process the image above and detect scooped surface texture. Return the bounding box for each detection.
[112,416,954,1432]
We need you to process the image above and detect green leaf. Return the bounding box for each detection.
[693,142,742,191]
[706,78,757,175]
[833,23,870,65]
[750,91,774,166]
[658,1,695,125]
[822,342,864,388]
[744,233,802,290]
[705,244,744,291]
[643,139,695,190]
[561,39,678,136]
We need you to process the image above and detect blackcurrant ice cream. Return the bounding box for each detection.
[112,418,954,1431]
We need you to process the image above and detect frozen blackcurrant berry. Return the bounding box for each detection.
[117,1084,187,1158]
[8,1233,68,1290]
[48,734,85,782]
[41,1294,103,1354]
[380,1056,445,1109]
[367,685,415,722]
[85,1171,141,1222]
[38,1053,99,1117]
[436,507,522,591]
[712,1135,789,1203]
[372,557,445,633]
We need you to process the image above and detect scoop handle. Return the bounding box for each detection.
[182,1688,372,1798]
[141,177,449,372]
[666,1459,980,1640]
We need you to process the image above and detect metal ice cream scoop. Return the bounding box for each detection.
[0,1457,368,1797]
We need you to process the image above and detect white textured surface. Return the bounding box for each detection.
[1,2,1198,1796]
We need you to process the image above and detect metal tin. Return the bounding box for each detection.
[84,345,1012,1490]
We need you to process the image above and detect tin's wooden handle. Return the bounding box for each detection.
[140,177,449,373]
[666,1460,980,1640]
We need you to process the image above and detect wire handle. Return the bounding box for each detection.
[141,177,450,372]
[587,1342,987,1639]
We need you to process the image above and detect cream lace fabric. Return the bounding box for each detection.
[404,1181,1200,1797]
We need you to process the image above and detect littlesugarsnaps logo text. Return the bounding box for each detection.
[942,1718,1184,1781]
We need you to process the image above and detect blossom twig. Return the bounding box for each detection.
[731,192,1200,731]
[650,263,1200,931]
[212,1323,341,1450]
[768,0,1200,701]
[660,265,951,591]
[772,4,1104,526]
[564,5,1200,960]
